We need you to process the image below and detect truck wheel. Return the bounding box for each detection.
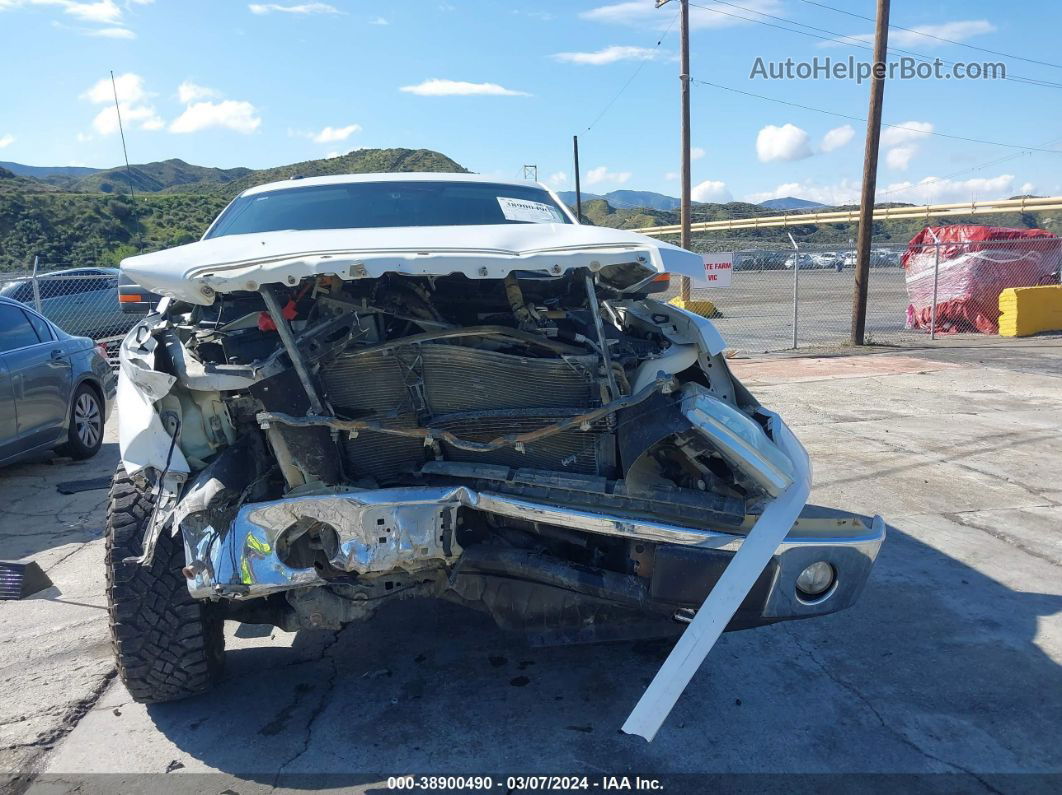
[57,383,104,460]
[105,467,225,703]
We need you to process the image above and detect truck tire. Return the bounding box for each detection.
[105,467,225,703]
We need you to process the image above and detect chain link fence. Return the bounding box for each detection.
[0,261,137,367]
[665,235,1062,353]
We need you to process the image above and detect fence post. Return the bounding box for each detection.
[929,242,940,341]
[30,255,42,313]
[787,233,800,349]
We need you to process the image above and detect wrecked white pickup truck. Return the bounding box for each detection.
[108,173,884,739]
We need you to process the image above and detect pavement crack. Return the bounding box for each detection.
[2,667,117,795]
[785,626,1004,794]
[943,511,1061,568]
[270,632,341,785]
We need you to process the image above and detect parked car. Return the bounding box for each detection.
[0,296,114,466]
[0,267,138,340]
[784,253,814,269]
[110,173,884,738]
[117,271,163,315]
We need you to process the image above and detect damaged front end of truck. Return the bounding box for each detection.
[111,190,883,739]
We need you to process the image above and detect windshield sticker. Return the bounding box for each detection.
[497,197,563,223]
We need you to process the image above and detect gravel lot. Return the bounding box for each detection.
[1,337,1060,792]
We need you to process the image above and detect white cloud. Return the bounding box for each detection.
[0,134,14,149]
[169,100,261,134]
[85,25,133,37]
[399,78,530,97]
[823,19,995,48]
[546,171,567,188]
[76,132,92,142]
[1,0,151,37]
[177,81,219,103]
[82,72,163,134]
[324,151,342,159]
[881,174,1028,204]
[756,123,812,163]
[880,121,933,172]
[248,2,341,14]
[881,120,934,147]
[885,146,917,171]
[664,171,678,181]
[82,71,147,104]
[821,124,855,153]
[581,0,781,31]
[311,123,361,143]
[691,180,732,202]
[743,173,1030,206]
[691,146,705,160]
[584,166,631,187]
[551,45,662,66]
[50,0,122,24]
[368,16,388,25]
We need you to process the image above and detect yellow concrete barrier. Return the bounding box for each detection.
[668,296,721,318]
[998,285,1062,337]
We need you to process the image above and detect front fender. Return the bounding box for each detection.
[117,317,190,477]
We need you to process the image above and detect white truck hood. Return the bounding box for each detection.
[120,223,705,306]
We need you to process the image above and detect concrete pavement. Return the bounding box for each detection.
[2,338,1061,791]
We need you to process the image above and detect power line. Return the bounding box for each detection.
[795,0,1062,71]
[583,11,679,133]
[687,1,1062,90]
[691,77,1062,153]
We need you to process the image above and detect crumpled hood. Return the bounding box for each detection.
[120,223,705,305]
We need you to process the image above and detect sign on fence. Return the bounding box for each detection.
[702,252,733,287]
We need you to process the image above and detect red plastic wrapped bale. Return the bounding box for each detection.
[902,225,1061,334]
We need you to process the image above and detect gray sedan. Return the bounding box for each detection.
[0,296,115,466]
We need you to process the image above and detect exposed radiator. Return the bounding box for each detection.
[321,342,607,484]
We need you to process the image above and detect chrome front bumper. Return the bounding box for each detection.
[182,486,884,621]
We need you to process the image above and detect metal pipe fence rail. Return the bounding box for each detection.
[0,261,135,368]
[659,237,1062,353]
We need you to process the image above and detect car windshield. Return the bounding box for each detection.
[206,180,571,239]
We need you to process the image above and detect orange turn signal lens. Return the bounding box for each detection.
[118,293,143,303]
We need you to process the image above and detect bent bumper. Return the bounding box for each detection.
[182,486,884,624]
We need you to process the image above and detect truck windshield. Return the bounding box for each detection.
[206,181,571,238]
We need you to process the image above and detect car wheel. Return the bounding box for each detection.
[57,384,104,460]
[106,466,226,703]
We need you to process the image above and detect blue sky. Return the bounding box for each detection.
[1,0,1061,204]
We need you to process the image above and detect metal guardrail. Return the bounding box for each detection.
[634,196,1062,235]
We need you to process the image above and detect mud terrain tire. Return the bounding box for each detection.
[105,467,225,703]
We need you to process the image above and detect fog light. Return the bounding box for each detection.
[796,561,835,599]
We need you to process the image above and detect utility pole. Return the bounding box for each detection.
[657,0,693,304]
[850,0,890,345]
[573,135,583,223]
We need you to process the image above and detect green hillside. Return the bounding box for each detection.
[0,166,59,195]
[215,147,468,198]
[72,158,252,194]
[0,148,469,270]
